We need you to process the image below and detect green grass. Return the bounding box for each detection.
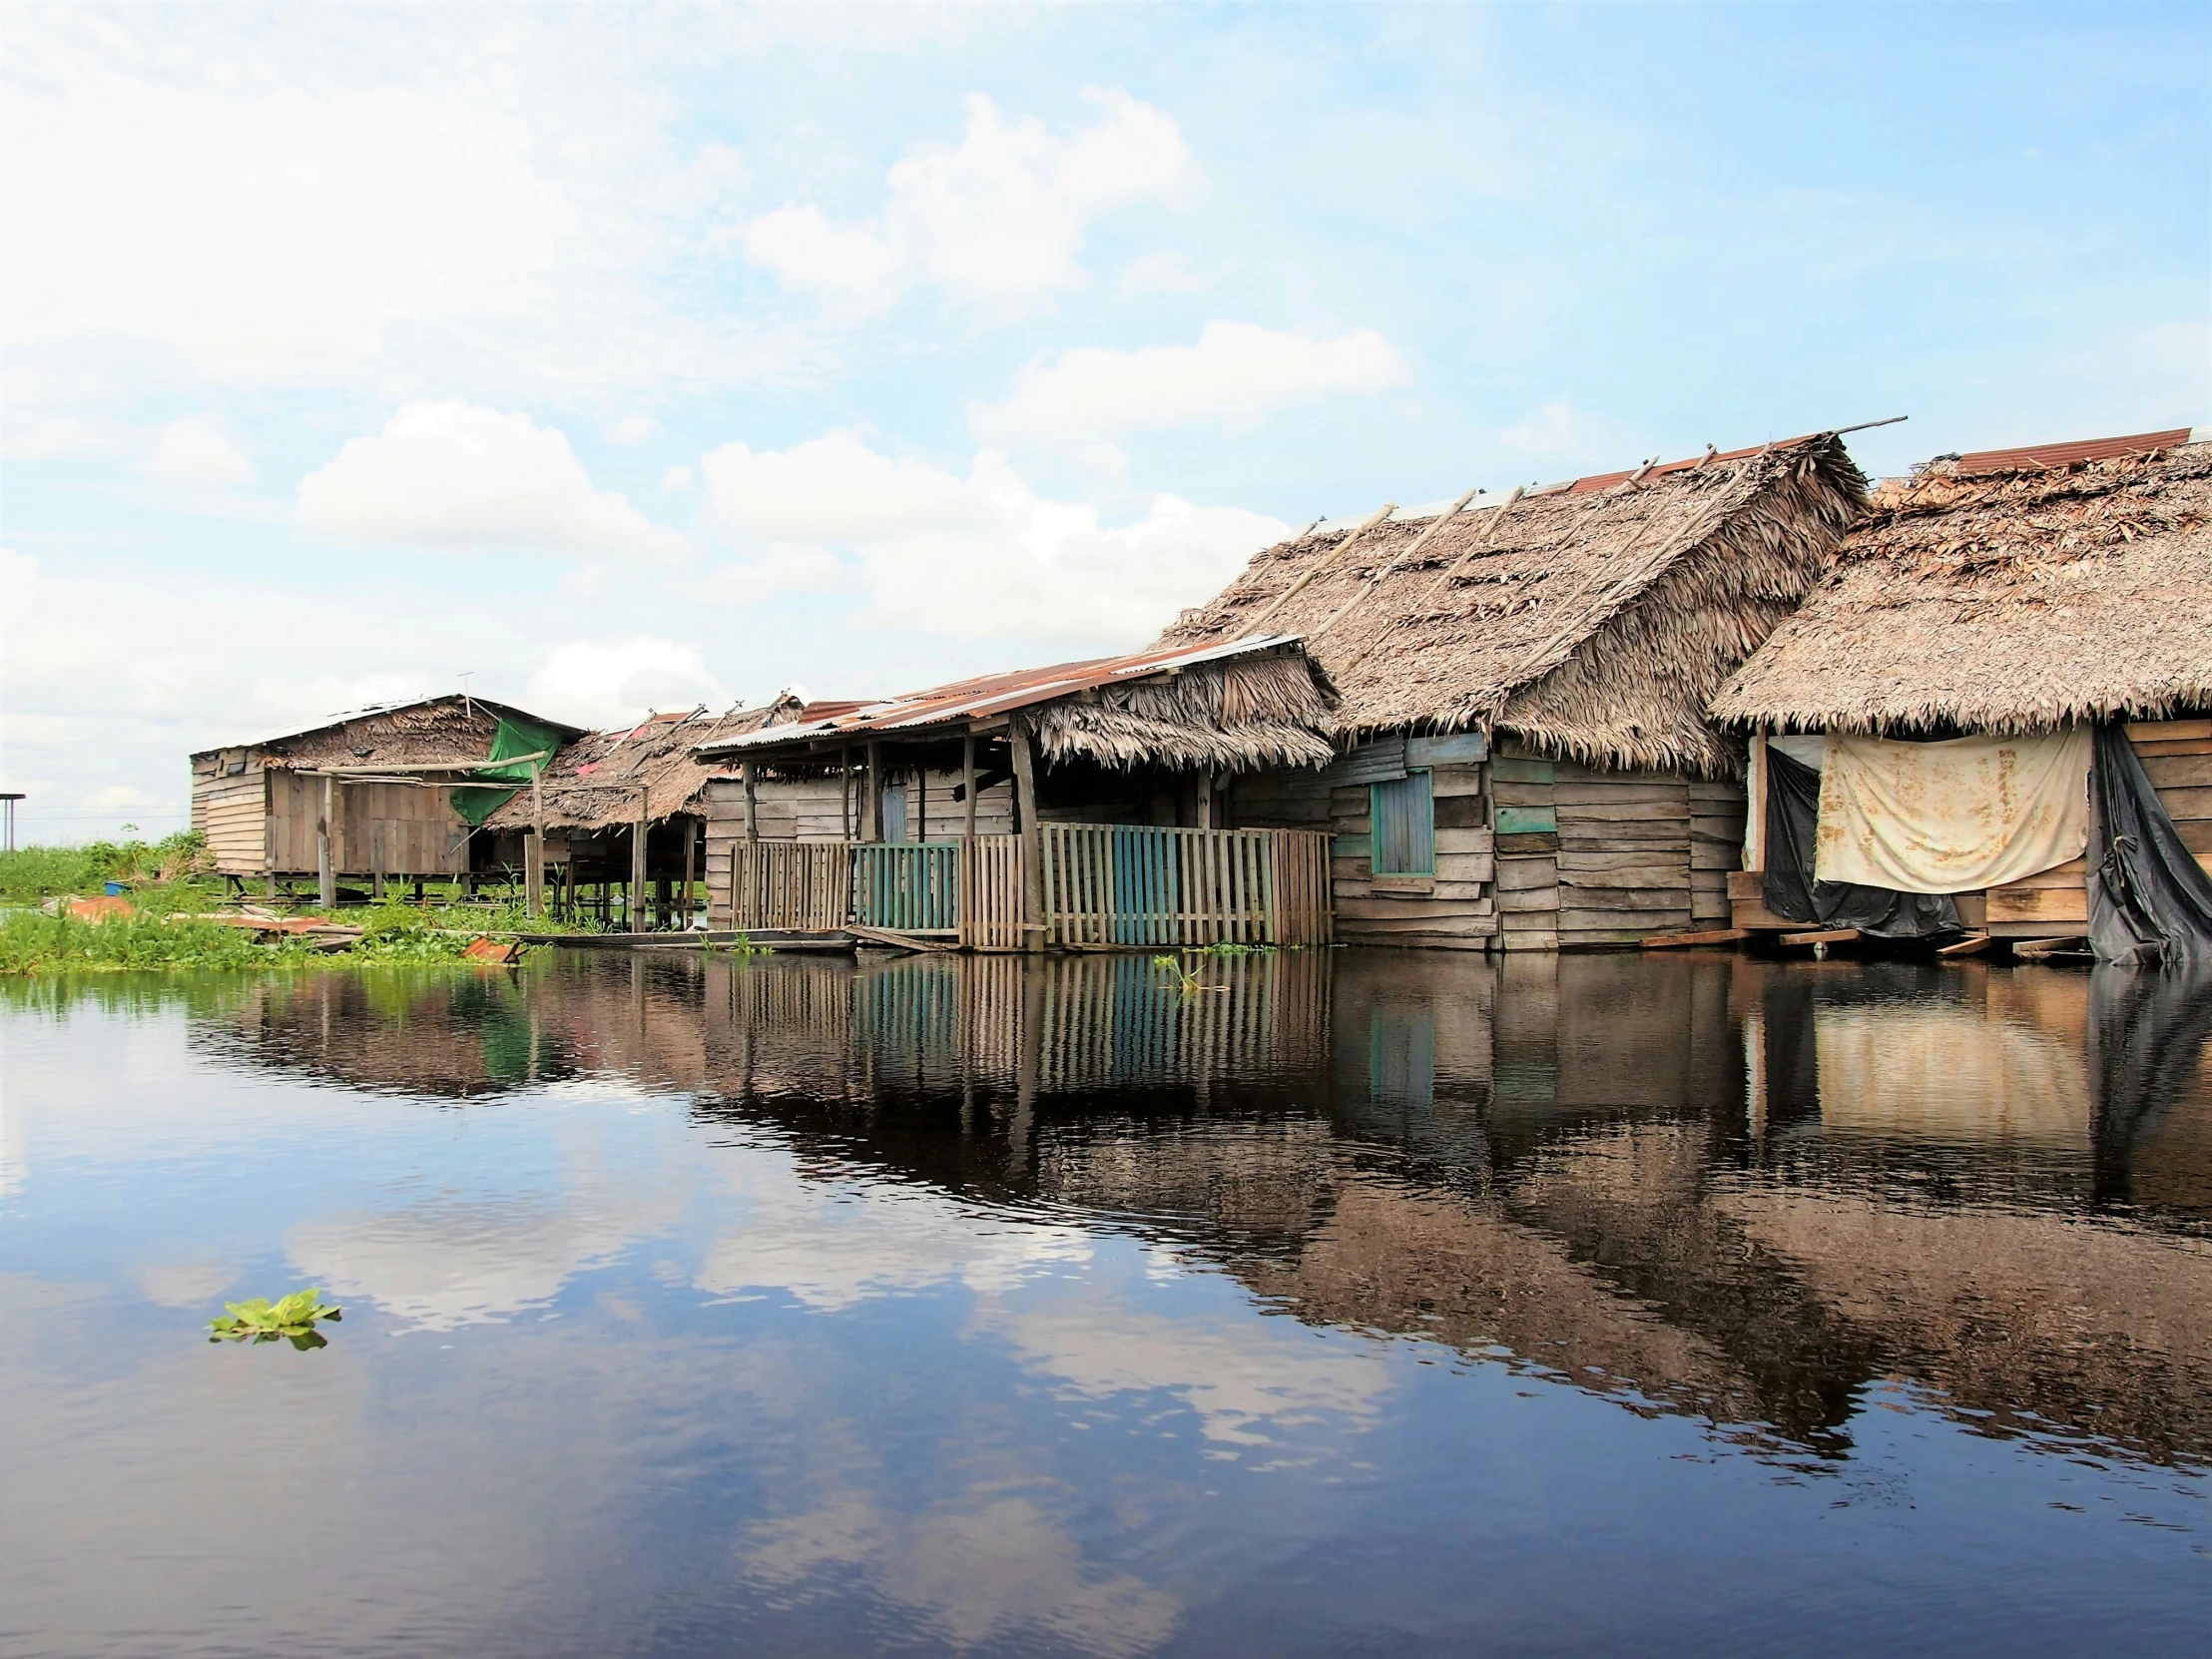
[0,831,215,900]
[0,902,542,976]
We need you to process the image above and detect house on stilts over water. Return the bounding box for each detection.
[1710,426,2212,963]
[476,699,814,930]
[690,638,1341,949]
[1153,432,1870,949]
[190,695,583,905]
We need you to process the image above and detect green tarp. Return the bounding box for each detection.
[449,714,565,828]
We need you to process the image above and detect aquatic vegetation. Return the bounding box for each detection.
[0,901,541,976]
[0,832,213,899]
[208,1289,343,1350]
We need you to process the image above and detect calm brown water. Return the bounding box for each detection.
[2,948,2208,1656]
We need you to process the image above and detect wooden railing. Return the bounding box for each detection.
[723,826,1330,949]
[1038,825,1333,947]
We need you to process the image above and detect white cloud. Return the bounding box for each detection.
[606,412,663,447]
[143,413,256,487]
[973,320,1406,450]
[1118,251,1213,295]
[699,430,1288,637]
[662,464,695,493]
[526,638,729,727]
[745,89,1198,306]
[297,401,687,559]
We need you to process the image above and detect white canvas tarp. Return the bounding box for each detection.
[1814,729,2091,893]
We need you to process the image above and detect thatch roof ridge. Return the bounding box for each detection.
[1158,433,1866,775]
[195,694,584,765]
[1710,438,2212,735]
[482,697,806,832]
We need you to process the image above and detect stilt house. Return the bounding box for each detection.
[1710,427,2212,956]
[189,696,582,899]
[1155,433,1869,949]
[691,638,1341,949]
[477,699,810,930]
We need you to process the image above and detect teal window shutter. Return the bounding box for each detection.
[1371,772,1435,875]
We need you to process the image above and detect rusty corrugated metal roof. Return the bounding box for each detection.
[1949,427,2199,476]
[693,635,1306,757]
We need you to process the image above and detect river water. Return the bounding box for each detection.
[2,948,2207,1656]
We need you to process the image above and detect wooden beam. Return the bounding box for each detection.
[1009,719,1044,952]
[1234,501,1395,640]
[526,770,546,918]
[1639,926,1748,949]
[1307,486,1477,643]
[1780,927,1860,947]
[962,733,977,839]
[741,760,759,843]
[630,792,649,931]
[913,761,926,842]
[316,775,336,909]
[298,751,554,777]
[1936,933,1991,957]
[865,741,884,842]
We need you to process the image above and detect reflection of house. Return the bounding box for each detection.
[691,638,1339,949]
[189,695,582,900]
[1712,428,2212,946]
[1156,434,1868,948]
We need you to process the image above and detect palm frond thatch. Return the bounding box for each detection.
[1710,441,2212,735]
[483,698,804,831]
[1159,435,1866,776]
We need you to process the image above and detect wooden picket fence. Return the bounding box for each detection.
[852,841,959,934]
[1037,825,1333,947]
[722,826,1330,949]
[728,839,852,932]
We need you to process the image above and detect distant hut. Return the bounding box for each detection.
[1156,433,1869,949]
[478,699,808,929]
[692,638,1339,949]
[1710,427,2212,959]
[189,695,581,902]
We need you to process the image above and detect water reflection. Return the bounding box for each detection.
[6,950,2209,1656]
[168,948,2212,1470]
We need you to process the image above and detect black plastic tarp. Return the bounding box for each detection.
[1761,745,1960,938]
[2087,723,2212,967]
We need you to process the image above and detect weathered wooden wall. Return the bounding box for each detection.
[1236,737,1739,951]
[192,767,270,875]
[260,771,468,878]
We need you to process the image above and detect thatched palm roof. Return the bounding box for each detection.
[695,638,1339,774]
[1710,433,2212,735]
[194,695,583,768]
[483,699,805,832]
[1157,434,1866,775]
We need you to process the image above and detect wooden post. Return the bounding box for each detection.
[525,769,546,918]
[631,793,649,931]
[1196,770,1215,830]
[370,822,386,900]
[316,775,336,910]
[865,741,884,842]
[1010,721,1044,953]
[841,747,853,839]
[913,762,926,842]
[961,733,977,839]
[742,761,759,842]
[682,819,695,928]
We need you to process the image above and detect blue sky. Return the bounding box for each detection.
[3,2,2206,841]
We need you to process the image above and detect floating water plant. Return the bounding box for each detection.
[209,1288,343,1349]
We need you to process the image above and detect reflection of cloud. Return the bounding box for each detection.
[134,1259,237,1310]
[695,1164,1090,1311]
[741,1493,1178,1658]
[0,1081,22,1199]
[982,1285,1395,1446]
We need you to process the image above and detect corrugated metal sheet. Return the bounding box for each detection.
[1951,427,2196,476]
[694,635,1307,757]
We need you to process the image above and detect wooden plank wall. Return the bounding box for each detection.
[195,769,270,874]
[262,770,467,877]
